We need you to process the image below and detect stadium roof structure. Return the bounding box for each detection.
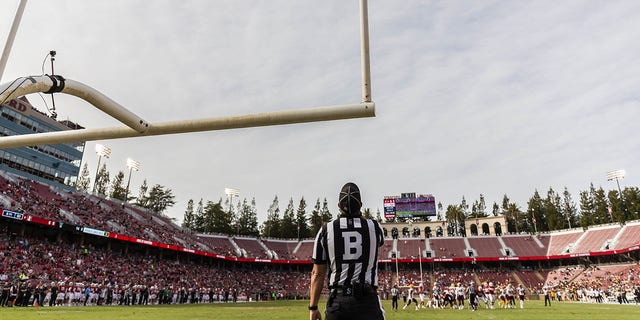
[0,0,375,149]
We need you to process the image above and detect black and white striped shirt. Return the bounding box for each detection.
[312,216,384,288]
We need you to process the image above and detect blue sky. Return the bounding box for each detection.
[1,0,639,223]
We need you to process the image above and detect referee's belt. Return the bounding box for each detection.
[329,284,376,297]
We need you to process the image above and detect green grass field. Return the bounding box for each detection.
[2,300,640,320]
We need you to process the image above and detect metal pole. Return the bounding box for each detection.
[0,0,28,83]
[615,177,627,220]
[0,101,374,149]
[125,166,133,202]
[395,254,399,286]
[418,246,423,284]
[92,155,102,194]
[359,0,372,102]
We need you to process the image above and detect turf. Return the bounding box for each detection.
[2,300,640,320]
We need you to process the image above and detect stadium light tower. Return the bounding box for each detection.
[606,169,627,219]
[92,143,111,194]
[125,158,141,202]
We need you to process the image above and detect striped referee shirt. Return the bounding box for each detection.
[311,216,384,288]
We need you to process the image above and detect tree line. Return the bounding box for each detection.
[182,195,383,239]
[442,184,640,236]
[75,163,176,214]
[183,184,639,239]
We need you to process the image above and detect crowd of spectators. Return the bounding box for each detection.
[0,226,311,308]
[0,174,206,252]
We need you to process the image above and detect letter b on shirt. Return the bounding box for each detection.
[342,231,362,260]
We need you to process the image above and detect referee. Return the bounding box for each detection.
[309,182,385,320]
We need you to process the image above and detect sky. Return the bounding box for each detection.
[1,0,639,224]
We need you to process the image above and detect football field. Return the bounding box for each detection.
[2,300,640,320]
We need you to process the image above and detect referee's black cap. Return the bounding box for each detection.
[339,182,362,216]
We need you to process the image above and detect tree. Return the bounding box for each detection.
[261,196,280,238]
[492,202,500,216]
[362,208,373,220]
[309,198,323,236]
[578,188,595,228]
[295,197,311,239]
[110,171,127,201]
[76,163,91,192]
[280,198,297,238]
[182,199,195,230]
[622,187,640,221]
[145,184,176,214]
[207,200,232,234]
[478,194,488,217]
[544,188,563,231]
[504,202,523,234]
[527,190,545,233]
[592,185,610,225]
[321,198,332,223]
[236,198,259,236]
[94,163,110,195]
[562,187,577,229]
[225,196,239,234]
[460,196,470,219]
[445,205,465,236]
[135,180,150,208]
[192,198,205,232]
[501,194,510,214]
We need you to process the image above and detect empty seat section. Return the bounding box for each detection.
[571,226,621,253]
[234,237,268,258]
[546,230,583,255]
[429,238,467,259]
[467,237,503,257]
[611,223,640,250]
[502,235,548,257]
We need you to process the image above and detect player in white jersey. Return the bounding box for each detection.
[517,284,526,308]
[455,283,466,310]
[431,284,441,308]
[403,284,419,310]
[506,284,516,308]
[418,289,426,309]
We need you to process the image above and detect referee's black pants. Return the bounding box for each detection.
[326,293,385,320]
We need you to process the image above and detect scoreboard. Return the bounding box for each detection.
[384,193,436,219]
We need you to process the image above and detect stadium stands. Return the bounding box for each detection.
[467,237,504,258]
[429,238,467,259]
[262,239,297,260]
[611,222,640,250]
[233,237,268,259]
[293,240,314,260]
[546,230,583,255]
[196,235,238,257]
[571,225,621,253]
[570,264,640,291]
[396,238,427,259]
[501,234,548,257]
[545,266,584,287]
[378,240,395,259]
